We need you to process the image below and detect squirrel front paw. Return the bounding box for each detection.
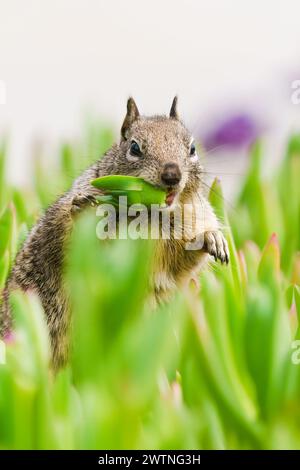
[204,230,229,264]
[71,193,99,215]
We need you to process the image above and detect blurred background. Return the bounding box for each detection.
[0,0,300,194]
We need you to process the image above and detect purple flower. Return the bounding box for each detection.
[202,113,261,151]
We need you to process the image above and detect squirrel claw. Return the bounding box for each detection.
[71,193,98,214]
[204,230,229,265]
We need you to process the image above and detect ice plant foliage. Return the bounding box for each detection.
[91,175,167,206]
[0,130,299,450]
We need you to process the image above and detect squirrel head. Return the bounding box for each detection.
[113,97,202,206]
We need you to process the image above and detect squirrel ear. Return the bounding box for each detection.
[169,96,179,119]
[121,97,140,140]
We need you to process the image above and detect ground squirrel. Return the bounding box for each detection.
[0,97,229,368]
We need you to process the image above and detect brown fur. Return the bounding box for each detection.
[0,97,229,368]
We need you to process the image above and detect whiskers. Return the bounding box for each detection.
[181,168,238,215]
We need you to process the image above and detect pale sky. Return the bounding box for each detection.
[0,0,300,184]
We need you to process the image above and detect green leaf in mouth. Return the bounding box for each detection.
[91,175,166,206]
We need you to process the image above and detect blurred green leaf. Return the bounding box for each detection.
[0,205,13,258]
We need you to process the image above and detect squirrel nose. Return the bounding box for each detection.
[161,163,182,187]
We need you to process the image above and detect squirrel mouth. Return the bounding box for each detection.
[165,189,177,206]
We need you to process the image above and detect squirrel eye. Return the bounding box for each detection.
[130,140,142,156]
[190,142,196,156]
